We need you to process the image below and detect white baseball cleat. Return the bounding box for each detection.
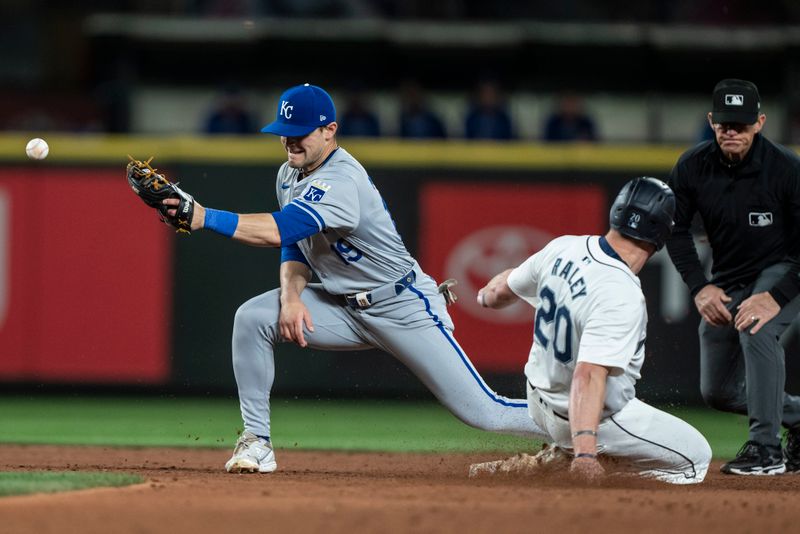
[225,431,277,473]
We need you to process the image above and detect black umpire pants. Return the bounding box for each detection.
[699,262,800,447]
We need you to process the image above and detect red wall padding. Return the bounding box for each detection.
[420,183,606,372]
[0,168,171,383]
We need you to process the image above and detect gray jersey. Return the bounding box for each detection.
[231,146,545,454]
[276,148,415,295]
[227,87,547,475]
[508,235,646,418]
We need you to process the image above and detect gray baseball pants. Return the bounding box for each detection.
[699,262,800,447]
[231,266,546,440]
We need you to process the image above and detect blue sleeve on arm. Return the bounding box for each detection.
[204,208,239,238]
[271,202,325,245]
[280,243,309,266]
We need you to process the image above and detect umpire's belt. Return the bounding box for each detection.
[344,270,417,309]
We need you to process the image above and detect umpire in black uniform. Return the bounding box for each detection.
[666,79,800,475]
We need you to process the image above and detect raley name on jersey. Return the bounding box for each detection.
[301,180,331,202]
[550,257,589,299]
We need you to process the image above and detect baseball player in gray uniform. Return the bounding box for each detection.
[165,83,545,473]
[476,178,712,483]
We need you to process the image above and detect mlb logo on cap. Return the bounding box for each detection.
[261,84,336,137]
[711,79,761,125]
[725,94,744,106]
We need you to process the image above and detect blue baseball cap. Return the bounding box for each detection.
[261,84,336,137]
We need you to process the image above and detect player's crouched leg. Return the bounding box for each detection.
[231,289,283,441]
[605,399,711,484]
[232,289,283,353]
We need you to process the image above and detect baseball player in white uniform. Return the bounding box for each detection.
[477,177,712,484]
[164,83,546,473]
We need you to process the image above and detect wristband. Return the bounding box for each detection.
[204,208,239,238]
[478,292,487,307]
[575,453,597,459]
[571,430,597,438]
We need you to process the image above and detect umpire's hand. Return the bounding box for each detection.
[694,284,732,326]
[734,291,780,335]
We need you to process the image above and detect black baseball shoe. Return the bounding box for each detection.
[784,426,800,473]
[720,440,786,475]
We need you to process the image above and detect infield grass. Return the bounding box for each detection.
[0,395,749,458]
[0,471,143,497]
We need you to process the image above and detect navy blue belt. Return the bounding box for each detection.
[344,270,417,309]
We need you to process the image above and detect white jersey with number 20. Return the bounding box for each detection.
[508,235,711,484]
[508,234,646,418]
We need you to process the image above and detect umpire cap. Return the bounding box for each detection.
[261,84,336,137]
[711,79,761,125]
[609,177,675,251]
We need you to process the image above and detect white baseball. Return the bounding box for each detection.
[26,138,49,160]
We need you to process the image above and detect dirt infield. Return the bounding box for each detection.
[0,445,798,534]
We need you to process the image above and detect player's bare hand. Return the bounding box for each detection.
[734,291,780,334]
[279,299,315,347]
[694,284,732,326]
[477,269,520,309]
[569,456,605,483]
[163,198,205,231]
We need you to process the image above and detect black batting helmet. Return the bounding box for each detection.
[609,177,675,250]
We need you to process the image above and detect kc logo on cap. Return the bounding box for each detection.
[261,83,337,137]
[280,101,294,119]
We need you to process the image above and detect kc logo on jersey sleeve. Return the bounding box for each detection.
[301,180,331,202]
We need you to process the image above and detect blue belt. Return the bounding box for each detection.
[344,270,417,309]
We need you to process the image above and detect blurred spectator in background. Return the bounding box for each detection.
[204,84,258,135]
[464,79,513,140]
[542,92,598,142]
[698,117,716,142]
[200,0,262,17]
[91,56,135,133]
[399,80,447,139]
[790,112,800,145]
[338,87,381,137]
